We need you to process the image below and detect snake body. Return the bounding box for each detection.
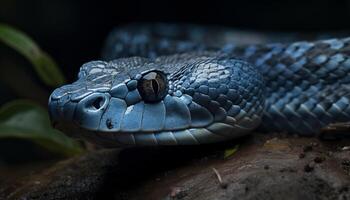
[49,24,350,146]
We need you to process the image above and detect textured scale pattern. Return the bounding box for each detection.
[225,38,350,135]
[49,24,350,145]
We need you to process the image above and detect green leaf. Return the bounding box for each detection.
[0,23,66,87]
[0,100,83,156]
[224,144,239,159]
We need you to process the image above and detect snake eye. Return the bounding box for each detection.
[137,71,168,103]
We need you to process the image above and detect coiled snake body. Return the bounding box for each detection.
[49,25,350,146]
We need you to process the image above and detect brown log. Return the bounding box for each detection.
[2,133,350,200]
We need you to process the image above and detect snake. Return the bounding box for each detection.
[48,24,350,146]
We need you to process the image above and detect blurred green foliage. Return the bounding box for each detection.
[0,23,66,87]
[0,100,83,156]
[0,24,83,157]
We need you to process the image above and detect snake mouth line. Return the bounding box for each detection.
[58,115,260,146]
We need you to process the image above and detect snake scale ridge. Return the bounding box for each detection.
[48,24,350,146]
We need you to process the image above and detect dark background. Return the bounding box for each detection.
[1,0,350,104]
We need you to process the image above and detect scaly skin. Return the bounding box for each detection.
[49,24,350,145]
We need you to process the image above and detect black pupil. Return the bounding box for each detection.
[137,71,167,103]
[151,79,159,95]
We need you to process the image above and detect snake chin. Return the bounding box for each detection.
[79,116,261,146]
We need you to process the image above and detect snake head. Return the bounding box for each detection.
[49,54,265,146]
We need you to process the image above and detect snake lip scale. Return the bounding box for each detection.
[48,25,350,146]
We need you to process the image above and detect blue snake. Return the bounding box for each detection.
[48,24,350,146]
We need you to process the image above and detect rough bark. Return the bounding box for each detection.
[1,133,350,200]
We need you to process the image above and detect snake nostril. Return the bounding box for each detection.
[91,97,105,110]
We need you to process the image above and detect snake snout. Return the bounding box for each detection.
[48,91,111,131]
[71,93,110,130]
